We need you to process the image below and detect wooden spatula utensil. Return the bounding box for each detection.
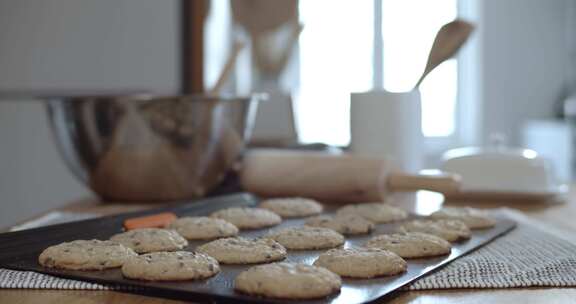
[414,19,474,89]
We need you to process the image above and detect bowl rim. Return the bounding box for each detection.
[0,90,268,103]
[134,93,269,103]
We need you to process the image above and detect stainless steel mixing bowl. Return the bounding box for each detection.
[0,91,263,201]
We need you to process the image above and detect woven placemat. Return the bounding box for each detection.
[405,222,576,290]
[2,209,575,290]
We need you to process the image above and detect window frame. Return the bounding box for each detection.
[364,0,482,158]
[422,0,482,163]
[194,0,482,156]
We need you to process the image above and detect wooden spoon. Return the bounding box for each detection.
[209,40,246,95]
[201,40,247,177]
[231,0,299,35]
[253,22,304,79]
[414,19,474,89]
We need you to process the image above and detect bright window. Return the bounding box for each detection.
[382,0,458,137]
[297,0,459,145]
[297,0,373,146]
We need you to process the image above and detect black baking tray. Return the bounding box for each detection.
[0,192,516,304]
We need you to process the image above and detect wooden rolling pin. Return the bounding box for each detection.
[240,149,461,203]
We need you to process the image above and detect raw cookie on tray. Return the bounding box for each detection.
[210,207,282,229]
[397,219,471,242]
[336,202,408,223]
[364,232,452,258]
[110,228,188,253]
[196,237,287,264]
[168,216,239,240]
[38,239,137,270]
[265,226,345,250]
[305,213,374,235]
[235,262,342,300]
[430,207,496,229]
[314,247,407,278]
[121,251,220,281]
[259,197,323,218]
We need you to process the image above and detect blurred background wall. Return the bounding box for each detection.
[480,0,569,145]
[0,0,179,227]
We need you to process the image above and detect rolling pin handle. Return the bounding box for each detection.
[387,172,461,195]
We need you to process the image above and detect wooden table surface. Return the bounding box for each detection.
[1,189,576,303]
